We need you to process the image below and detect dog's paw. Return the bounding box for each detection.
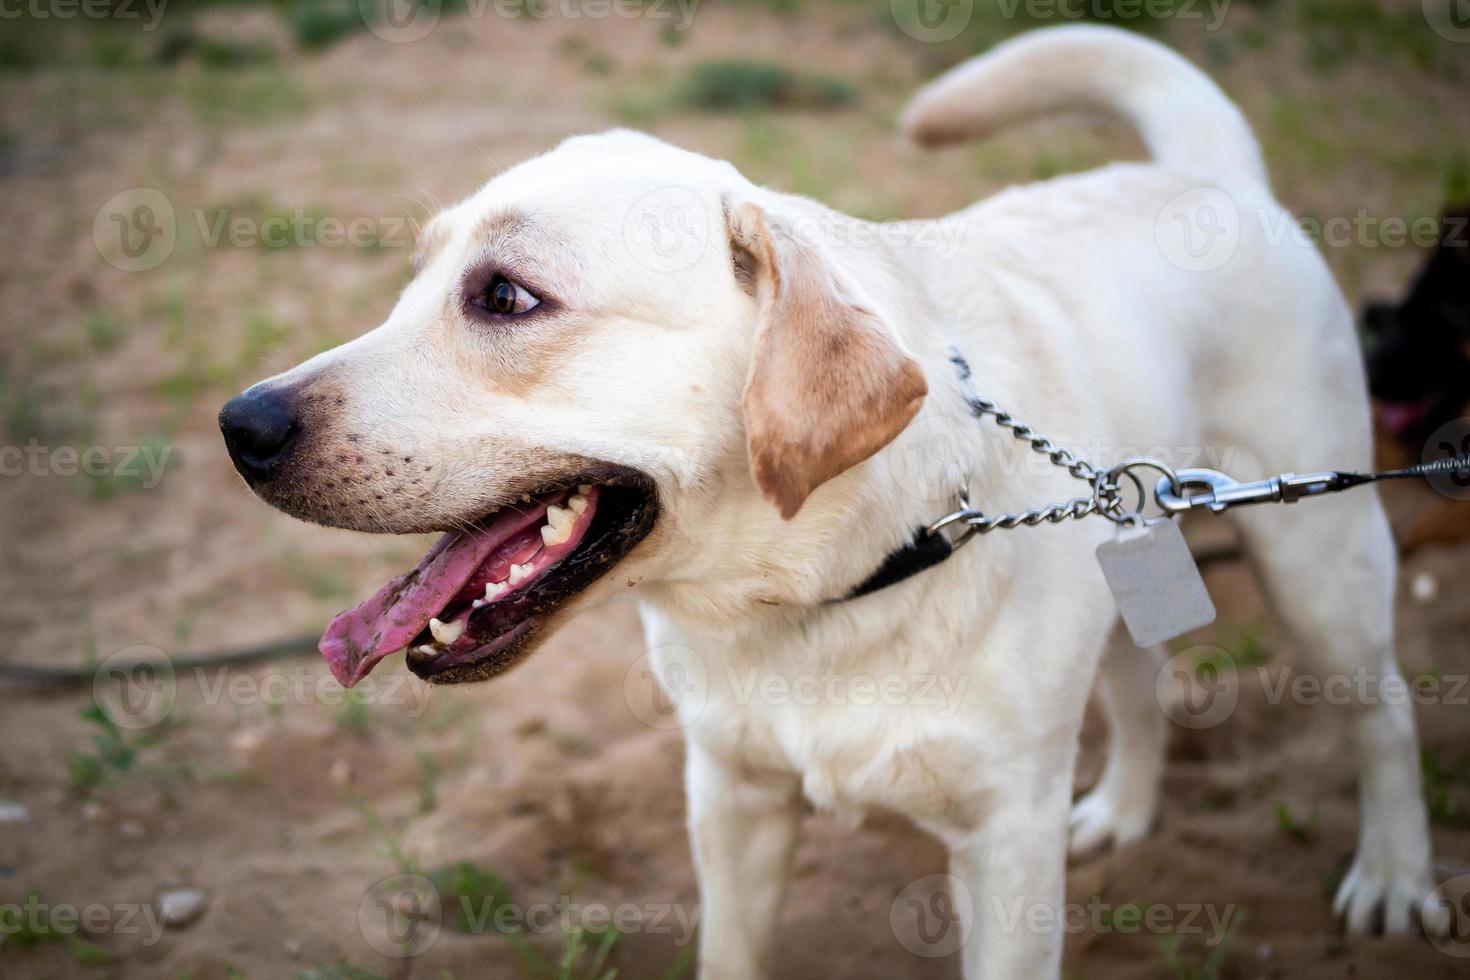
[1068,789,1153,857]
[1333,857,1451,937]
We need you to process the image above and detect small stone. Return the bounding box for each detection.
[328,759,353,787]
[284,938,302,958]
[81,801,109,822]
[158,887,209,928]
[0,802,28,825]
[231,729,266,755]
[1411,570,1438,605]
[118,819,147,840]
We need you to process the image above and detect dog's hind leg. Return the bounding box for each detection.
[1228,491,1447,936]
[1069,644,1167,855]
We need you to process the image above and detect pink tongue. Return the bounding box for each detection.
[1378,399,1429,438]
[318,505,547,687]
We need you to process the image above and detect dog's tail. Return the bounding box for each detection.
[901,25,1266,187]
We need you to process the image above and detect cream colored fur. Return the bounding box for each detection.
[246,25,1446,979]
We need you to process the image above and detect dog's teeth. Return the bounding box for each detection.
[568,493,588,516]
[429,617,464,646]
[548,504,574,528]
[541,522,572,546]
[413,644,436,656]
[577,484,592,494]
[472,598,484,609]
[508,562,532,585]
[484,581,509,601]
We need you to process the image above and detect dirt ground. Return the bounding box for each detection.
[2,2,1469,978]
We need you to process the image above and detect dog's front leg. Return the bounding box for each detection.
[952,776,1071,980]
[685,742,802,980]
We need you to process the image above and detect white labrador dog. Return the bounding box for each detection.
[219,25,1444,979]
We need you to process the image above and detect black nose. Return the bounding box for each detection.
[219,387,300,485]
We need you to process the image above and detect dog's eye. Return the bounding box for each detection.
[480,276,540,316]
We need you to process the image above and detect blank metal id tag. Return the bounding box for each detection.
[1095,519,1216,647]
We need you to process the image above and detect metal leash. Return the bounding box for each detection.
[927,393,1128,549]
[927,388,1470,551]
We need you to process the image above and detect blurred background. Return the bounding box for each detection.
[1,0,1468,977]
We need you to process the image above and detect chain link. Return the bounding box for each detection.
[926,389,1134,546]
[963,394,1102,485]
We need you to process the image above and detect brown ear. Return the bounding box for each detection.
[730,202,928,519]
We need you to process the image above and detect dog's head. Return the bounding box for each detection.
[219,131,927,686]
[1365,205,1470,446]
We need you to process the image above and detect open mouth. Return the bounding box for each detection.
[319,468,658,686]
[1375,392,1445,439]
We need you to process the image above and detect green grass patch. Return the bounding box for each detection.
[295,964,388,980]
[82,310,127,354]
[290,0,369,51]
[1159,907,1242,980]
[1422,747,1470,828]
[1273,800,1318,846]
[1297,0,1449,76]
[681,59,856,112]
[512,924,621,980]
[428,860,515,934]
[186,68,313,127]
[0,889,120,966]
[67,694,185,796]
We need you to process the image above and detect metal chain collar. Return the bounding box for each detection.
[925,392,1170,550]
[925,348,1470,556]
[924,349,1185,550]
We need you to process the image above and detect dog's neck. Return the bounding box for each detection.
[640,230,1019,643]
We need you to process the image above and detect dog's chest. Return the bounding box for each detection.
[691,663,995,835]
